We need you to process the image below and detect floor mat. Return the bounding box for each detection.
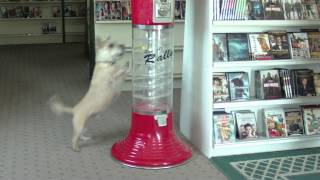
[210,148,320,180]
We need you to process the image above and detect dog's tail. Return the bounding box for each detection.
[48,95,73,115]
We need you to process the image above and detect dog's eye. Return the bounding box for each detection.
[108,43,114,48]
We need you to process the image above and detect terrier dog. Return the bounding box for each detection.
[49,37,129,151]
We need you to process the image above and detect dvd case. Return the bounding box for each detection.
[227,33,250,61]
[264,108,287,138]
[213,33,228,62]
[213,113,236,144]
[213,73,230,102]
[288,32,311,59]
[227,72,250,101]
[235,111,258,139]
[248,33,272,60]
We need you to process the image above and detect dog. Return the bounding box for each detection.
[49,37,129,151]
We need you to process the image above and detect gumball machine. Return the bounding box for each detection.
[111,0,192,168]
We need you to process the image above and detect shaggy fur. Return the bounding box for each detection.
[49,37,129,151]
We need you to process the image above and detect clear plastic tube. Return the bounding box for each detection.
[132,25,174,115]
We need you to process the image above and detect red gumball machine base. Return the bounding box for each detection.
[111,112,192,169]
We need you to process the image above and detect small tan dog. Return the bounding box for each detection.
[49,37,129,151]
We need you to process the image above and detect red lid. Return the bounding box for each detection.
[131,0,174,25]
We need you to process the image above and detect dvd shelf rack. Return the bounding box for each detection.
[180,0,320,157]
[95,0,186,22]
[0,0,86,45]
[64,0,86,43]
[90,0,186,90]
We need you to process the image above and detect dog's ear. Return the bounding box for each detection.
[96,36,111,49]
[96,36,111,47]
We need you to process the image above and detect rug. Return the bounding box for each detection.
[210,148,320,180]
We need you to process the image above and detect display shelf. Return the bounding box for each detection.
[95,20,184,24]
[65,32,84,35]
[213,59,320,69]
[213,96,320,109]
[65,17,86,20]
[0,0,87,44]
[210,134,320,157]
[0,1,61,4]
[64,31,86,42]
[63,0,87,43]
[0,34,63,44]
[0,0,66,44]
[95,20,131,24]
[0,18,61,21]
[0,33,63,37]
[212,20,320,27]
[64,0,86,3]
[212,20,320,33]
[180,0,320,158]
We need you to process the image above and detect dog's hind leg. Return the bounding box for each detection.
[80,128,91,141]
[72,113,88,152]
